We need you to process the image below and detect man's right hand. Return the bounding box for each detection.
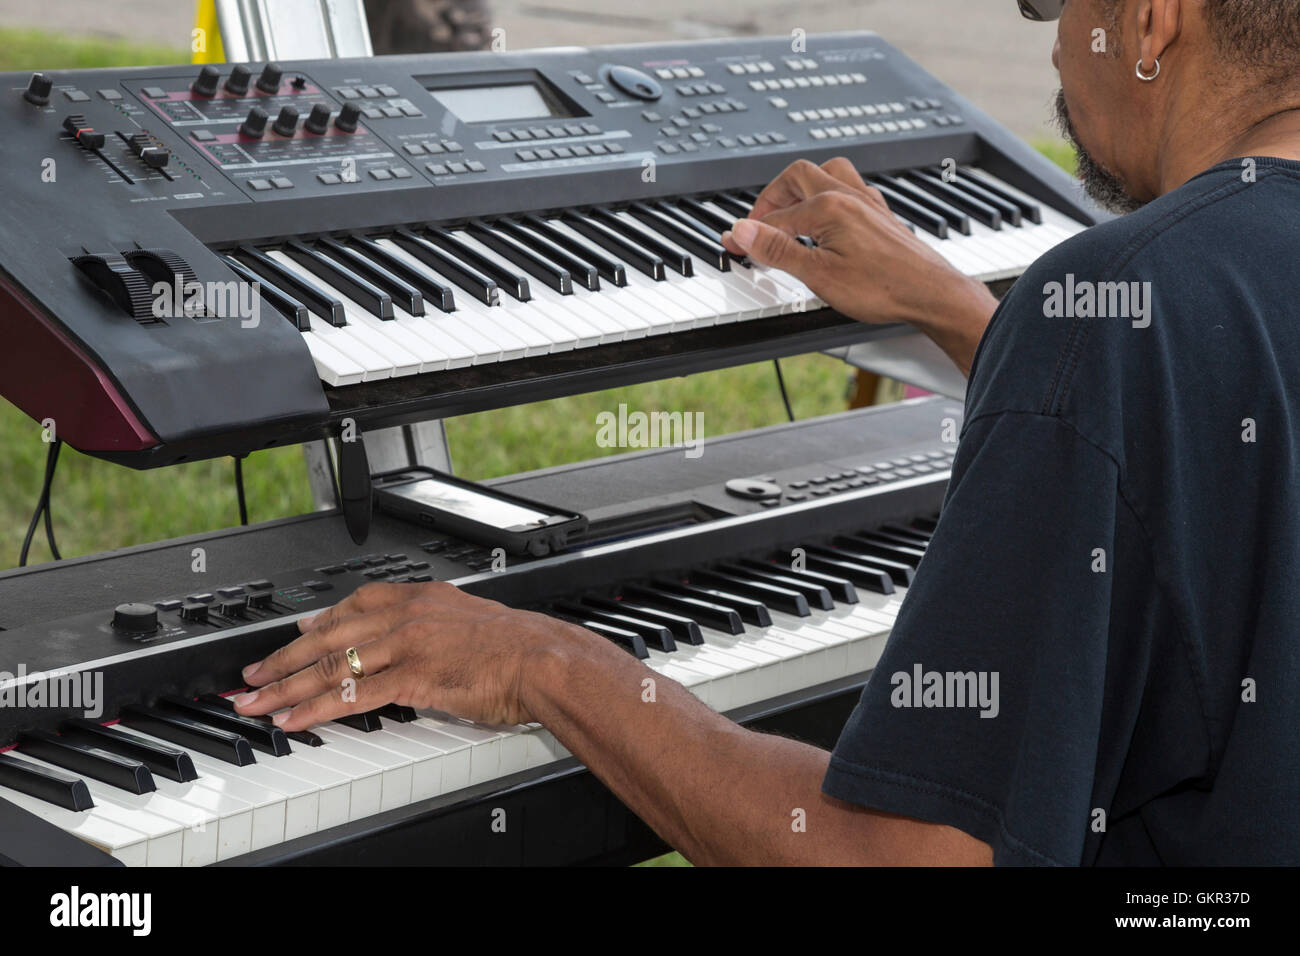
[721,158,1000,375]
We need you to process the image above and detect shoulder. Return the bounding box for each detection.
[964,163,1278,435]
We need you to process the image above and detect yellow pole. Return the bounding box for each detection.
[192,0,227,64]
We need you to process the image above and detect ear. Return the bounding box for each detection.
[1139,0,1185,66]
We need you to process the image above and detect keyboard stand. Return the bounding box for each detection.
[210,0,455,514]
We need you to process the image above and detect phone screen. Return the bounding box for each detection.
[386,477,554,529]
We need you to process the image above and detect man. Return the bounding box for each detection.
[236,0,1300,864]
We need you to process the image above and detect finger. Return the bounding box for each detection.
[235,638,396,717]
[298,581,418,634]
[748,158,859,221]
[243,600,417,687]
[720,218,820,280]
[268,669,408,733]
[819,157,870,194]
[819,158,889,213]
[758,189,877,244]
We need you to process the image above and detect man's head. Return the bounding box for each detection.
[1042,0,1300,213]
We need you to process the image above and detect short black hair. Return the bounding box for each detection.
[1203,0,1300,77]
[1103,0,1300,79]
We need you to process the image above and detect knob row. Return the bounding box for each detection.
[240,102,361,138]
[192,62,282,97]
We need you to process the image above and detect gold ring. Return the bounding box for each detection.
[345,646,364,678]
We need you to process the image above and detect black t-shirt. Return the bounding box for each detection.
[823,157,1300,865]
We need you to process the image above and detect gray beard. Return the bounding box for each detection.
[1053,88,1145,215]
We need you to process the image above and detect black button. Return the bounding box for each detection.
[216,587,245,599]
[316,565,346,575]
[410,573,434,582]
[305,580,333,591]
[421,540,448,553]
[407,561,430,570]
[154,599,183,612]
[187,593,214,603]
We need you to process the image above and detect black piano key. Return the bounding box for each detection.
[877,523,933,546]
[17,730,155,795]
[282,239,395,318]
[816,544,913,588]
[739,558,860,604]
[718,562,834,611]
[873,175,968,235]
[392,229,499,306]
[562,211,665,280]
[551,612,650,659]
[495,218,600,291]
[734,188,761,203]
[467,220,573,294]
[0,753,93,811]
[904,171,1002,229]
[376,704,418,723]
[934,170,1022,227]
[195,693,325,747]
[222,255,311,331]
[61,718,198,782]
[520,215,626,286]
[676,196,738,235]
[552,600,676,652]
[691,569,811,616]
[316,237,425,314]
[424,228,531,301]
[835,533,927,568]
[349,235,456,312]
[233,245,347,326]
[868,527,932,550]
[335,710,384,732]
[628,202,731,271]
[118,705,256,766]
[656,579,773,627]
[802,551,897,594]
[622,584,744,635]
[581,596,705,645]
[911,515,940,534]
[864,178,950,238]
[957,168,1043,223]
[708,192,752,219]
[157,695,292,757]
[591,208,694,276]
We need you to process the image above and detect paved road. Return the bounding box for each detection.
[0,0,1063,139]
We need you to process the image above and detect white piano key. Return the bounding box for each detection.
[310,726,414,812]
[267,252,426,377]
[371,239,530,362]
[0,783,154,866]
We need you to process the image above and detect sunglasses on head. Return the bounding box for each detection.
[1018,0,1066,20]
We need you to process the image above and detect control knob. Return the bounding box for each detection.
[112,602,158,633]
[191,64,220,97]
[334,101,362,133]
[303,102,332,135]
[603,64,663,101]
[23,72,53,106]
[256,62,283,95]
[225,64,251,95]
[271,105,299,136]
[240,105,268,138]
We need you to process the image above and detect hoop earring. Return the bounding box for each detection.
[1136,57,1161,81]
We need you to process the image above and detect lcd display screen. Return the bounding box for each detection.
[429,82,565,123]
[387,477,554,529]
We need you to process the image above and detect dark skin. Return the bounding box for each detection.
[238,0,1300,864]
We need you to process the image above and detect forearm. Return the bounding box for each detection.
[524,623,867,865]
[907,273,999,377]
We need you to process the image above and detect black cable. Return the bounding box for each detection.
[773,359,795,422]
[19,439,62,567]
[234,455,249,525]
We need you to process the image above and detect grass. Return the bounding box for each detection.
[0,27,1079,867]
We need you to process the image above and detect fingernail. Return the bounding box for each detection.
[272,711,291,727]
[233,691,258,708]
[730,218,758,250]
[241,662,262,683]
[299,613,321,631]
